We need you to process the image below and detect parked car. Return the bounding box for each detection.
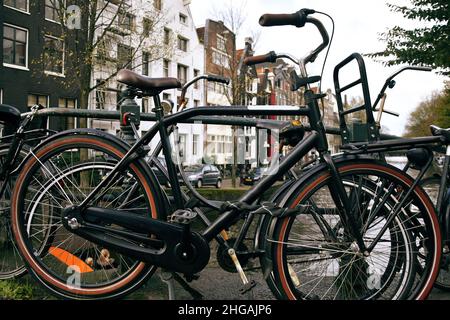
[185,164,222,188]
[241,167,267,185]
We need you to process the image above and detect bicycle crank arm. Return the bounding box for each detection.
[62,206,210,275]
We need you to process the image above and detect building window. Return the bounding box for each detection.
[118,11,135,31]
[217,34,226,52]
[44,36,64,75]
[162,93,171,101]
[275,78,281,89]
[164,28,171,45]
[192,134,199,155]
[177,64,188,85]
[142,97,149,113]
[59,98,76,129]
[45,0,61,22]
[194,99,200,107]
[177,36,188,52]
[163,59,170,77]
[95,80,106,109]
[96,35,113,60]
[4,0,28,12]
[179,134,186,160]
[212,51,229,69]
[117,44,133,69]
[3,24,27,68]
[142,51,150,76]
[28,94,48,108]
[193,69,199,88]
[142,18,152,36]
[179,13,187,25]
[154,0,162,10]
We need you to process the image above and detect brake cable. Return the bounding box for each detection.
[314,11,335,120]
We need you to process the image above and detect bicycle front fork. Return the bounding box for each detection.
[322,153,368,254]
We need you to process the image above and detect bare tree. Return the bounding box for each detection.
[210,0,259,106]
[209,0,263,187]
[34,0,174,188]
[33,0,174,121]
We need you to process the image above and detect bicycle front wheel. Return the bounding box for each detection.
[269,160,441,300]
[10,133,163,299]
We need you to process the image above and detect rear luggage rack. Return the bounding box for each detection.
[333,53,379,145]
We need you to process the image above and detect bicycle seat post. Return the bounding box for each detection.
[119,87,141,145]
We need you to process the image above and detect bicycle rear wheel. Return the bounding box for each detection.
[10,133,163,299]
[269,160,441,300]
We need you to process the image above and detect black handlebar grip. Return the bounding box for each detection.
[259,10,310,28]
[244,51,278,66]
[207,75,230,85]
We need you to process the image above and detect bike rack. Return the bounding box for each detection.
[333,53,379,145]
[20,107,398,145]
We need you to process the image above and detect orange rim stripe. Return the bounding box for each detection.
[49,247,94,274]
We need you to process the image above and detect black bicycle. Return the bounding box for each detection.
[9,9,441,300]
[0,104,55,279]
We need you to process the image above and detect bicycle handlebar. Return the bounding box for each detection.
[259,10,311,27]
[258,9,329,65]
[373,65,433,111]
[244,51,278,66]
[206,74,230,85]
[179,75,231,111]
[304,17,330,63]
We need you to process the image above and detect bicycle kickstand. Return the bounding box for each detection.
[228,249,257,299]
[160,270,176,300]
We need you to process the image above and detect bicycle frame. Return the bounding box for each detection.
[75,94,333,242]
[70,11,373,252]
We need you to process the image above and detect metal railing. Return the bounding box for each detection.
[22,107,400,145]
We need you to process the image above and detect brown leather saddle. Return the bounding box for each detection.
[117,69,182,94]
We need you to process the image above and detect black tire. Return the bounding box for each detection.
[10,133,164,299]
[0,146,28,280]
[268,160,441,300]
[196,179,203,188]
[257,179,297,300]
[420,176,450,291]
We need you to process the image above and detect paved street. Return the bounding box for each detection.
[18,238,450,300]
[129,238,450,300]
[134,261,450,300]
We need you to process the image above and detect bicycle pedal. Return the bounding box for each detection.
[239,280,257,295]
[169,209,197,225]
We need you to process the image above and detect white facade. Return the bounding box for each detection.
[89,0,205,166]
[140,0,205,165]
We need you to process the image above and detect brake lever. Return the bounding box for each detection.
[375,93,399,127]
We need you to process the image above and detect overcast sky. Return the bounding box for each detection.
[189,0,447,136]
